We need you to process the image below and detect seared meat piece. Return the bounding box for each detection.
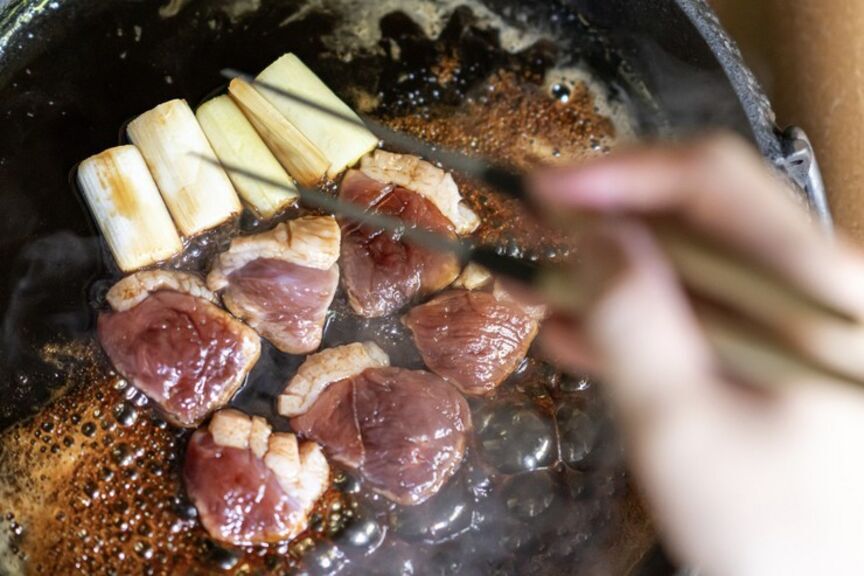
[360,150,480,235]
[286,343,471,505]
[106,269,218,311]
[209,216,340,274]
[184,409,329,545]
[404,284,546,396]
[207,216,340,354]
[293,367,471,506]
[217,259,337,353]
[277,341,390,417]
[339,170,461,317]
[98,271,260,428]
[451,262,493,291]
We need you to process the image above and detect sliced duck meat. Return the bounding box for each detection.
[339,170,461,317]
[360,150,480,235]
[207,216,340,354]
[98,271,260,428]
[451,262,493,291]
[277,341,390,417]
[286,343,471,505]
[184,409,329,545]
[106,269,219,311]
[404,284,546,396]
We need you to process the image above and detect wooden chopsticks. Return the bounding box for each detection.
[215,69,864,391]
[534,218,864,389]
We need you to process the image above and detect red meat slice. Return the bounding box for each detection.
[339,170,460,317]
[184,418,329,545]
[98,290,260,428]
[404,290,539,396]
[291,367,471,505]
[222,258,339,354]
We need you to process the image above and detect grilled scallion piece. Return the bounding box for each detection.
[197,95,299,219]
[127,99,242,237]
[228,78,330,188]
[256,53,379,178]
[77,145,183,272]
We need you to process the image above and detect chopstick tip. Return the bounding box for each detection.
[220,68,253,83]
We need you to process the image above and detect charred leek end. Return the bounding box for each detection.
[256,53,380,178]
[77,145,183,272]
[197,95,299,219]
[127,99,242,237]
[228,78,330,188]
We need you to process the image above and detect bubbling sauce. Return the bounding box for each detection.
[0,4,652,575]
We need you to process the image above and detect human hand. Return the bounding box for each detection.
[530,135,864,576]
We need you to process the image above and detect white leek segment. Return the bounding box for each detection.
[77,145,183,272]
[228,78,330,188]
[127,99,242,237]
[256,53,380,178]
[197,95,299,219]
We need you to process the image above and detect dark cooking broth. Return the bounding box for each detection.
[0,2,652,574]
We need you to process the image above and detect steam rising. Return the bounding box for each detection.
[0,232,100,429]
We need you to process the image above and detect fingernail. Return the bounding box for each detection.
[530,165,621,209]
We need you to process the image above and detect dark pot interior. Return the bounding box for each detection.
[0,1,767,574]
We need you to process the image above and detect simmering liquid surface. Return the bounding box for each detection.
[0,2,652,574]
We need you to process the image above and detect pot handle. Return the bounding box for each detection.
[776,126,832,231]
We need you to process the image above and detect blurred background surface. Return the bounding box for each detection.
[711,0,864,242]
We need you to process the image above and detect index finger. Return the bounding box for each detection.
[528,134,864,321]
